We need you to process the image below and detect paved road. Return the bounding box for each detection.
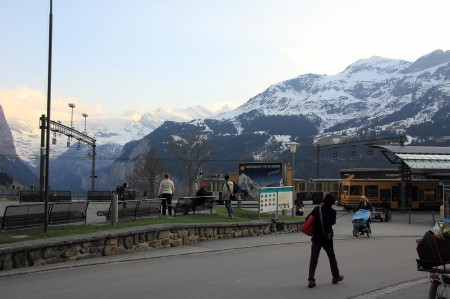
[0,205,438,299]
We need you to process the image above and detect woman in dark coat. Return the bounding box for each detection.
[307,193,344,288]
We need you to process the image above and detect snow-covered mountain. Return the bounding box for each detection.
[0,106,37,186]
[108,49,450,193]
[2,49,450,191]
[216,50,450,136]
[6,104,231,168]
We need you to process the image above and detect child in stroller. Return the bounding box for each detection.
[352,196,373,237]
[352,209,371,237]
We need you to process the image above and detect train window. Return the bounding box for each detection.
[342,185,349,195]
[365,185,378,198]
[316,183,323,192]
[299,182,306,192]
[331,182,339,192]
[380,189,391,201]
[423,189,436,201]
[350,185,362,195]
[392,185,399,201]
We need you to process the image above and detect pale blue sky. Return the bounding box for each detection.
[1,0,450,121]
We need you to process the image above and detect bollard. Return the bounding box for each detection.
[271,213,278,232]
[111,194,118,226]
[408,209,411,224]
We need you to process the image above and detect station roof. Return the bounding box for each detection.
[370,145,450,174]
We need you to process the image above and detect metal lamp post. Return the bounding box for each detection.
[288,142,299,217]
[43,0,54,233]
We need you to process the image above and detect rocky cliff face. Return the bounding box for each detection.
[0,105,17,157]
[0,105,37,186]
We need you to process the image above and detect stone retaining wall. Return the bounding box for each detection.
[0,221,302,271]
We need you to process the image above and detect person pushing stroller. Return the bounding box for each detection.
[355,196,373,213]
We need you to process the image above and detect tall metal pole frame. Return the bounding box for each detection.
[39,117,97,194]
[291,151,295,217]
[288,142,298,217]
[44,0,53,233]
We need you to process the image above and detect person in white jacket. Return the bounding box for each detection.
[158,173,175,216]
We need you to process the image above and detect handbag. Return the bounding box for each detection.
[226,180,238,201]
[301,213,315,236]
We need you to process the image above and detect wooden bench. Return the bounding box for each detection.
[87,191,112,202]
[96,199,161,221]
[172,196,216,216]
[0,201,89,231]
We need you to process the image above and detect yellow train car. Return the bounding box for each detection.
[339,179,442,211]
[294,179,340,204]
[294,179,308,201]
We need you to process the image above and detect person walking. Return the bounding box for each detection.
[222,175,234,219]
[158,173,175,216]
[307,192,344,288]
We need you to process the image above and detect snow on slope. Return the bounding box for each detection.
[7,105,232,167]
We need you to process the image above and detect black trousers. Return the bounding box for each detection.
[161,193,173,215]
[308,242,340,280]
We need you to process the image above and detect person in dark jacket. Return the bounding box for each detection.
[196,182,208,196]
[355,196,373,212]
[307,193,344,288]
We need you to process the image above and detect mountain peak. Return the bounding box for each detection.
[401,49,450,73]
[342,56,409,77]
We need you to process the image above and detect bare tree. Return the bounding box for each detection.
[127,148,165,198]
[170,133,211,195]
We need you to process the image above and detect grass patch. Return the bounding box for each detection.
[0,207,301,245]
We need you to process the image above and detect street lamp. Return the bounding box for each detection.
[67,103,75,147]
[82,113,88,133]
[68,103,76,128]
[288,142,299,217]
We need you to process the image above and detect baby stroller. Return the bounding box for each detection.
[352,209,371,237]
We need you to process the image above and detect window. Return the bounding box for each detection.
[365,185,378,198]
[331,182,339,192]
[423,189,436,201]
[298,182,306,192]
[350,185,362,195]
[342,185,349,195]
[315,183,323,192]
[380,189,391,201]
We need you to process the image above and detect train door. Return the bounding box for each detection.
[380,189,391,208]
[391,184,400,209]
[391,183,414,210]
[408,184,419,209]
